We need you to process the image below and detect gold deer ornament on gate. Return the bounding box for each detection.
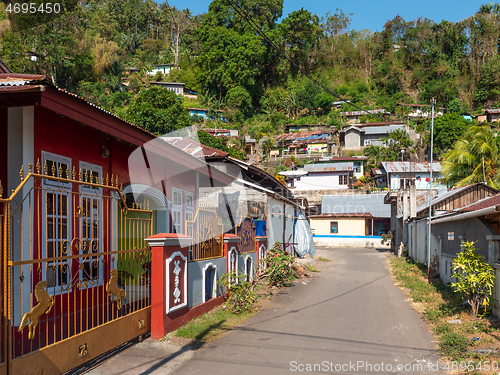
[106,269,126,309]
[18,280,55,340]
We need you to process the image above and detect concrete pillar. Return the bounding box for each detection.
[410,184,416,218]
[402,190,408,244]
[145,233,191,339]
[402,190,408,220]
[223,234,241,284]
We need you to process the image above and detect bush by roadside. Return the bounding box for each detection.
[389,256,500,374]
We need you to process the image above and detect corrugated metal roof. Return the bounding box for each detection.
[398,103,426,107]
[371,168,383,176]
[322,194,391,218]
[305,162,353,172]
[414,187,449,213]
[357,122,405,127]
[0,74,46,86]
[340,109,386,116]
[457,193,500,213]
[204,128,231,133]
[319,156,367,162]
[162,137,228,159]
[310,213,373,218]
[425,183,494,209]
[275,130,332,142]
[0,73,159,138]
[485,109,500,114]
[364,125,405,135]
[286,123,326,127]
[187,107,223,112]
[380,161,442,173]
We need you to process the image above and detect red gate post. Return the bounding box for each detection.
[223,234,240,285]
[145,233,192,340]
[256,236,268,273]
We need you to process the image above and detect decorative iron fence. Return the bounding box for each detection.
[186,204,223,261]
[0,162,152,374]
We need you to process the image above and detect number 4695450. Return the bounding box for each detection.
[6,2,61,14]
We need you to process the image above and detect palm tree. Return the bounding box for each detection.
[261,138,277,157]
[441,126,500,188]
[364,145,383,169]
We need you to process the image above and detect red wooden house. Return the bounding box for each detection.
[0,73,233,374]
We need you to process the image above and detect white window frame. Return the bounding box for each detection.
[41,151,72,294]
[79,161,104,289]
[185,191,194,237]
[172,187,183,234]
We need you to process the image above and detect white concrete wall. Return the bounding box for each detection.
[310,217,365,236]
[389,173,444,190]
[345,131,361,148]
[294,174,347,191]
[313,236,390,249]
[268,197,284,248]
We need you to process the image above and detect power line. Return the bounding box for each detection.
[223,0,387,122]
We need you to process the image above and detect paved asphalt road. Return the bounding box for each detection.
[171,247,441,375]
[81,247,442,375]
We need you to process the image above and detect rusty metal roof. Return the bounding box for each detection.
[340,109,386,116]
[398,103,426,107]
[457,193,500,213]
[0,74,46,86]
[485,109,500,114]
[319,156,367,162]
[275,130,332,142]
[162,137,228,159]
[286,123,326,127]
[305,162,353,172]
[380,161,441,173]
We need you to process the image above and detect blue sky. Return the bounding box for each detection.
[162,0,488,32]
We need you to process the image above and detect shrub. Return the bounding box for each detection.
[218,271,256,313]
[260,242,295,287]
[451,241,496,317]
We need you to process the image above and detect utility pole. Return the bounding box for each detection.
[427,98,435,268]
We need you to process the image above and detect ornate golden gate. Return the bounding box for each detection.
[186,204,224,261]
[0,162,153,375]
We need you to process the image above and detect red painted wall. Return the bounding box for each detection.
[33,106,197,202]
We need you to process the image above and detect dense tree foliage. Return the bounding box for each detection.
[432,114,469,155]
[4,1,500,163]
[197,130,246,160]
[125,86,191,135]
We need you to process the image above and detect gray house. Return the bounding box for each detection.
[150,81,185,95]
[342,124,406,149]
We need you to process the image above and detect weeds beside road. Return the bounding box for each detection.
[390,256,500,374]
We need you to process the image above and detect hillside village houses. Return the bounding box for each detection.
[0,69,314,373]
[6,49,500,372]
